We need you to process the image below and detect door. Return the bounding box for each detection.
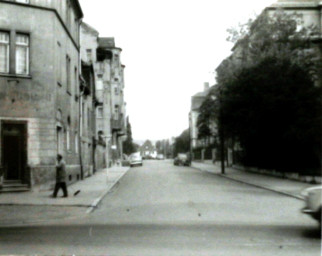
[2,123,27,181]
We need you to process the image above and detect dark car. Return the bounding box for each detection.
[174,153,191,166]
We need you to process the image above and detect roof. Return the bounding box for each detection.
[98,37,115,48]
[81,22,99,36]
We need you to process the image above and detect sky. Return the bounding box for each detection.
[79,0,275,142]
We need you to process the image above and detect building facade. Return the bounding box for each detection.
[0,0,83,190]
[80,23,127,168]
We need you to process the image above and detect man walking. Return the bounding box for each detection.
[53,154,68,198]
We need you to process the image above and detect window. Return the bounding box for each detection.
[86,49,92,62]
[67,117,71,151]
[98,62,104,72]
[16,0,29,3]
[66,55,71,93]
[75,132,78,153]
[74,67,78,95]
[97,106,103,118]
[114,105,119,120]
[66,129,70,151]
[56,41,62,85]
[114,87,119,95]
[15,34,29,75]
[0,32,9,73]
[96,75,103,90]
[66,0,71,29]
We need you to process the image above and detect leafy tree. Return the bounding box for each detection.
[122,116,136,155]
[221,57,321,173]
[173,129,190,156]
[213,9,322,173]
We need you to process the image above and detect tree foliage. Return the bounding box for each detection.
[173,129,190,156]
[122,116,137,155]
[213,9,322,173]
[221,57,321,173]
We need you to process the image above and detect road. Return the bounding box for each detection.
[0,160,320,255]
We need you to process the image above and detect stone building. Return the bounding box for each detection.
[97,37,127,165]
[189,82,211,150]
[0,0,83,191]
[80,60,96,178]
[80,22,127,168]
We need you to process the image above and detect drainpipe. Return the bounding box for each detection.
[79,83,85,180]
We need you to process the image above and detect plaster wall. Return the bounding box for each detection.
[0,2,81,186]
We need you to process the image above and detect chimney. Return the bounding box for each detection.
[204,82,209,91]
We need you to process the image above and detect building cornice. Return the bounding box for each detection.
[0,0,80,51]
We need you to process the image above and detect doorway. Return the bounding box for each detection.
[1,122,27,181]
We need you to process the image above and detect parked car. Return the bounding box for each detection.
[301,185,322,225]
[173,153,191,166]
[156,154,165,160]
[129,152,143,167]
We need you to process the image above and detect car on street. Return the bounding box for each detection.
[301,185,322,225]
[129,152,143,167]
[156,154,165,160]
[173,153,191,166]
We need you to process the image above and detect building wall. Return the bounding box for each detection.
[0,1,82,188]
[80,23,111,169]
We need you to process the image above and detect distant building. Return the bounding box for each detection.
[0,0,83,190]
[98,37,127,164]
[189,83,218,161]
[139,140,157,158]
[189,82,211,150]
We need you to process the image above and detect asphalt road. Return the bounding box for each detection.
[0,160,320,255]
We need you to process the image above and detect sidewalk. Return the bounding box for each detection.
[0,166,130,211]
[192,161,315,200]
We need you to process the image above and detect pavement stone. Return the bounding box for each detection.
[0,166,130,207]
[192,161,314,200]
[0,166,130,226]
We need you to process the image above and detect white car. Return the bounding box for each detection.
[301,185,322,224]
[129,152,143,167]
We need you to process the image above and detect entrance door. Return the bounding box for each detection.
[2,123,27,181]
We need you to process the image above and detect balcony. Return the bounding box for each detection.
[111,115,126,136]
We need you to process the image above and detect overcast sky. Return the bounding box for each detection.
[79,0,274,142]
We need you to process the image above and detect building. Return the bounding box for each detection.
[0,0,83,191]
[80,22,127,167]
[189,82,211,150]
[139,140,157,159]
[80,60,96,177]
[98,37,127,165]
[80,22,107,170]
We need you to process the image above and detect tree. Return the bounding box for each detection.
[173,129,190,156]
[223,10,321,83]
[214,9,322,174]
[221,57,321,173]
[122,116,136,155]
[197,91,217,145]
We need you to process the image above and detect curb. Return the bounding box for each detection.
[217,174,304,201]
[192,165,304,201]
[86,167,130,214]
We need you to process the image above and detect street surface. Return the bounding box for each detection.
[0,160,320,255]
